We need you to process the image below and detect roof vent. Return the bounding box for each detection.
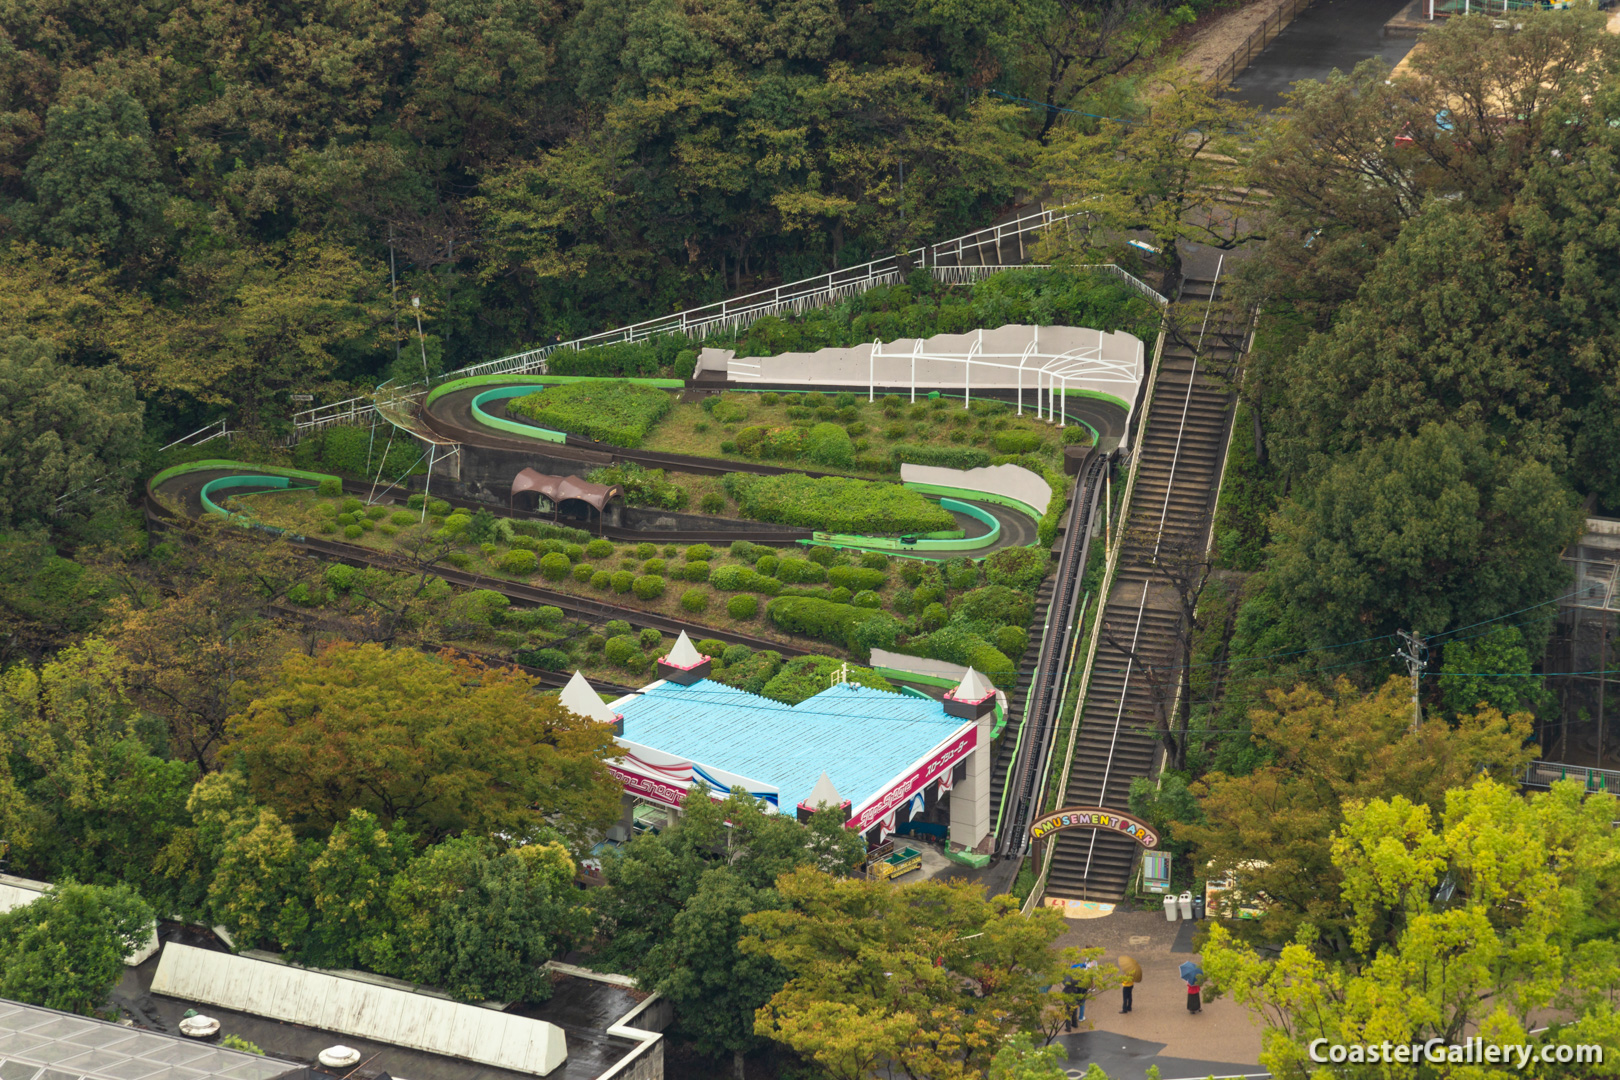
[177,1015,219,1038]
[318,1046,363,1068]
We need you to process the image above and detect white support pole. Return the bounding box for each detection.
[1058,377,1066,426]
[869,341,876,403]
[910,349,916,403]
[420,442,437,522]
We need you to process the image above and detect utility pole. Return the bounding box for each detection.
[1394,630,1427,729]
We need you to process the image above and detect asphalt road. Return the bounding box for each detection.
[1224,0,1418,113]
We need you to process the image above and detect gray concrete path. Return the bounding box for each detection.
[1224,0,1417,113]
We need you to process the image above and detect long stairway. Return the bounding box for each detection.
[989,573,1059,821]
[1044,271,1244,901]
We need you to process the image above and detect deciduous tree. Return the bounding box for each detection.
[0,882,155,1016]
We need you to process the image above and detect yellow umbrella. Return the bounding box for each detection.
[1117,955,1144,983]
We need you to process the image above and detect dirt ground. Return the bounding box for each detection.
[1176,0,1296,81]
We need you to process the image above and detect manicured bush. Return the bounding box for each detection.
[851,589,883,608]
[681,589,709,613]
[723,473,955,535]
[585,633,606,652]
[337,512,358,527]
[684,561,710,582]
[564,543,584,561]
[700,492,726,514]
[324,564,356,592]
[445,551,471,568]
[764,596,864,650]
[985,546,1048,591]
[804,422,854,468]
[643,558,666,575]
[604,634,641,667]
[611,570,635,593]
[632,574,666,600]
[365,505,388,520]
[507,380,673,446]
[994,625,1029,656]
[344,524,364,539]
[591,570,613,590]
[517,647,571,671]
[378,524,398,536]
[318,521,337,534]
[954,586,1035,633]
[890,444,992,470]
[755,554,780,577]
[588,462,687,510]
[540,552,571,581]
[828,565,886,591]
[635,542,657,559]
[686,544,714,561]
[920,602,948,631]
[711,565,780,594]
[586,538,614,559]
[859,551,890,571]
[847,612,900,658]
[573,563,594,582]
[358,519,375,531]
[776,557,827,584]
[317,479,342,497]
[727,594,760,619]
[827,586,852,604]
[695,638,725,657]
[494,548,537,575]
[945,560,980,590]
[730,540,767,562]
[639,627,663,650]
[605,619,633,636]
[913,583,945,607]
[340,497,363,513]
[992,430,1044,454]
[1063,425,1092,445]
[808,546,841,566]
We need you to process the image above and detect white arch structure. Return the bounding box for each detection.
[699,324,1145,429]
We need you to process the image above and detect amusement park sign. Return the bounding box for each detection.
[1029,807,1159,848]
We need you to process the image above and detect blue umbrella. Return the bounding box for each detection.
[1179,961,1204,986]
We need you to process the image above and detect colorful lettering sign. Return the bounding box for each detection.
[1028,807,1159,848]
[607,765,687,809]
[847,724,978,834]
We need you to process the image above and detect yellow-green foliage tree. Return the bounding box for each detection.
[1204,779,1620,1079]
[1180,676,1537,958]
[225,642,623,846]
[742,870,1084,1080]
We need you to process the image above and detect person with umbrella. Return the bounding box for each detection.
[1117,955,1142,1014]
[1180,961,1204,1014]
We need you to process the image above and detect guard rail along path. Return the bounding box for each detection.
[1212,0,1316,88]
[1028,261,1251,905]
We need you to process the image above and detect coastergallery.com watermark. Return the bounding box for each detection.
[1308,1038,1604,1069]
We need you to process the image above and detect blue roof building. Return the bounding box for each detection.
[599,659,998,852]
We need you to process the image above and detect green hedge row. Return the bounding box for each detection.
[890,443,992,470]
[508,380,672,447]
[544,337,697,379]
[293,425,427,481]
[723,473,954,536]
[765,596,899,660]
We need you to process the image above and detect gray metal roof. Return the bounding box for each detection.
[0,999,299,1080]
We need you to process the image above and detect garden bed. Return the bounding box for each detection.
[507,380,673,447]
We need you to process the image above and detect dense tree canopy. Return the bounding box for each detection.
[0,883,155,1016]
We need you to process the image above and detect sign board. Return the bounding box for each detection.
[290,394,315,402]
[1028,806,1159,848]
[1141,851,1172,893]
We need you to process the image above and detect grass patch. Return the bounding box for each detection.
[723,473,957,536]
[508,380,672,447]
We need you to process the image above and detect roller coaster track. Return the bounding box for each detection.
[1038,264,1248,902]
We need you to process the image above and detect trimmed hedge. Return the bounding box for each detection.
[765,597,899,660]
[727,594,760,619]
[539,552,571,581]
[804,422,854,468]
[681,589,709,612]
[724,473,954,536]
[985,546,1048,591]
[711,565,780,594]
[497,549,538,575]
[683,561,710,582]
[992,430,1045,454]
[585,539,614,559]
[632,574,666,600]
[686,544,714,561]
[611,570,635,593]
[828,565,886,592]
[508,380,672,447]
[890,443,992,470]
[775,557,826,584]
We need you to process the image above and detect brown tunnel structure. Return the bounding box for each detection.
[510,468,623,531]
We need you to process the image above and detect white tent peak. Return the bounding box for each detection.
[805,771,843,808]
[664,630,707,668]
[952,666,995,702]
[559,670,620,723]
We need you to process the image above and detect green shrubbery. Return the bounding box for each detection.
[507,380,672,446]
[890,443,992,470]
[542,336,687,378]
[683,560,710,582]
[711,565,780,594]
[632,574,666,599]
[681,589,708,612]
[587,462,687,510]
[828,565,886,591]
[775,557,825,584]
[985,545,1047,590]
[724,473,954,535]
[760,656,896,705]
[765,597,899,660]
[610,570,634,593]
[539,552,570,580]
[726,594,760,619]
[307,426,428,481]
[497,549,538,575]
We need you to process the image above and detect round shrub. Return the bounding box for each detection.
[1063,425,1091,445]
[851,589,883,608]
[585,633,606,652]
[635,542,657,559]
[497,549,539,575]
[663,545,678,558]
[638,627,663,650]
[827,586,852,604]
[920,602,948,631]
[317,479,342,497]
[804,422,854,468]
[586,538,614,559]
[986,546,1049,591]
[643,558,666,575]
[365,505,388,520]
[358,519,375,531]
[530,648,571,671]
[540,552,571,581]
[994,625,1029,657]
[632,574,666,600]
[993,430,1044,454]
[686,544,714,562]
[341,497,363,513]
[591,570,613,591]
[697,638,726,657]
[946,561,980,591]
[604,634,640,667]
[777,557,827,584]
[343,524,364,539]
[564,543,584,561]
[324,564,356,592]
[900,560,927,586]
[727,594,760,619]
[684,561,711,582]
[701,492,726,514]
[573,563,595,583]
[611,570,635,593]
[807,546,839,567]
[480,543,499,557]
[318,521,337,534]
[378,524,398,536]
[859,551,890,571]
[336,512,358,527]
[755,554,780,577]
[606,619,633,636]
[681,589,709,613]
[913,583,945,607]
[722,644,752,665]
[827,565,884,591]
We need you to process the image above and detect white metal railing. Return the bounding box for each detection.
[291,209,1168,432]
[160,418,235,452]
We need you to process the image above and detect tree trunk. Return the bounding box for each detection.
[734,1049,746,1080]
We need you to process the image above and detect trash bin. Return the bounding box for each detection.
[1163,894,1179,922]
[1192,895,1205,921]
[1178,891,1194,920]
